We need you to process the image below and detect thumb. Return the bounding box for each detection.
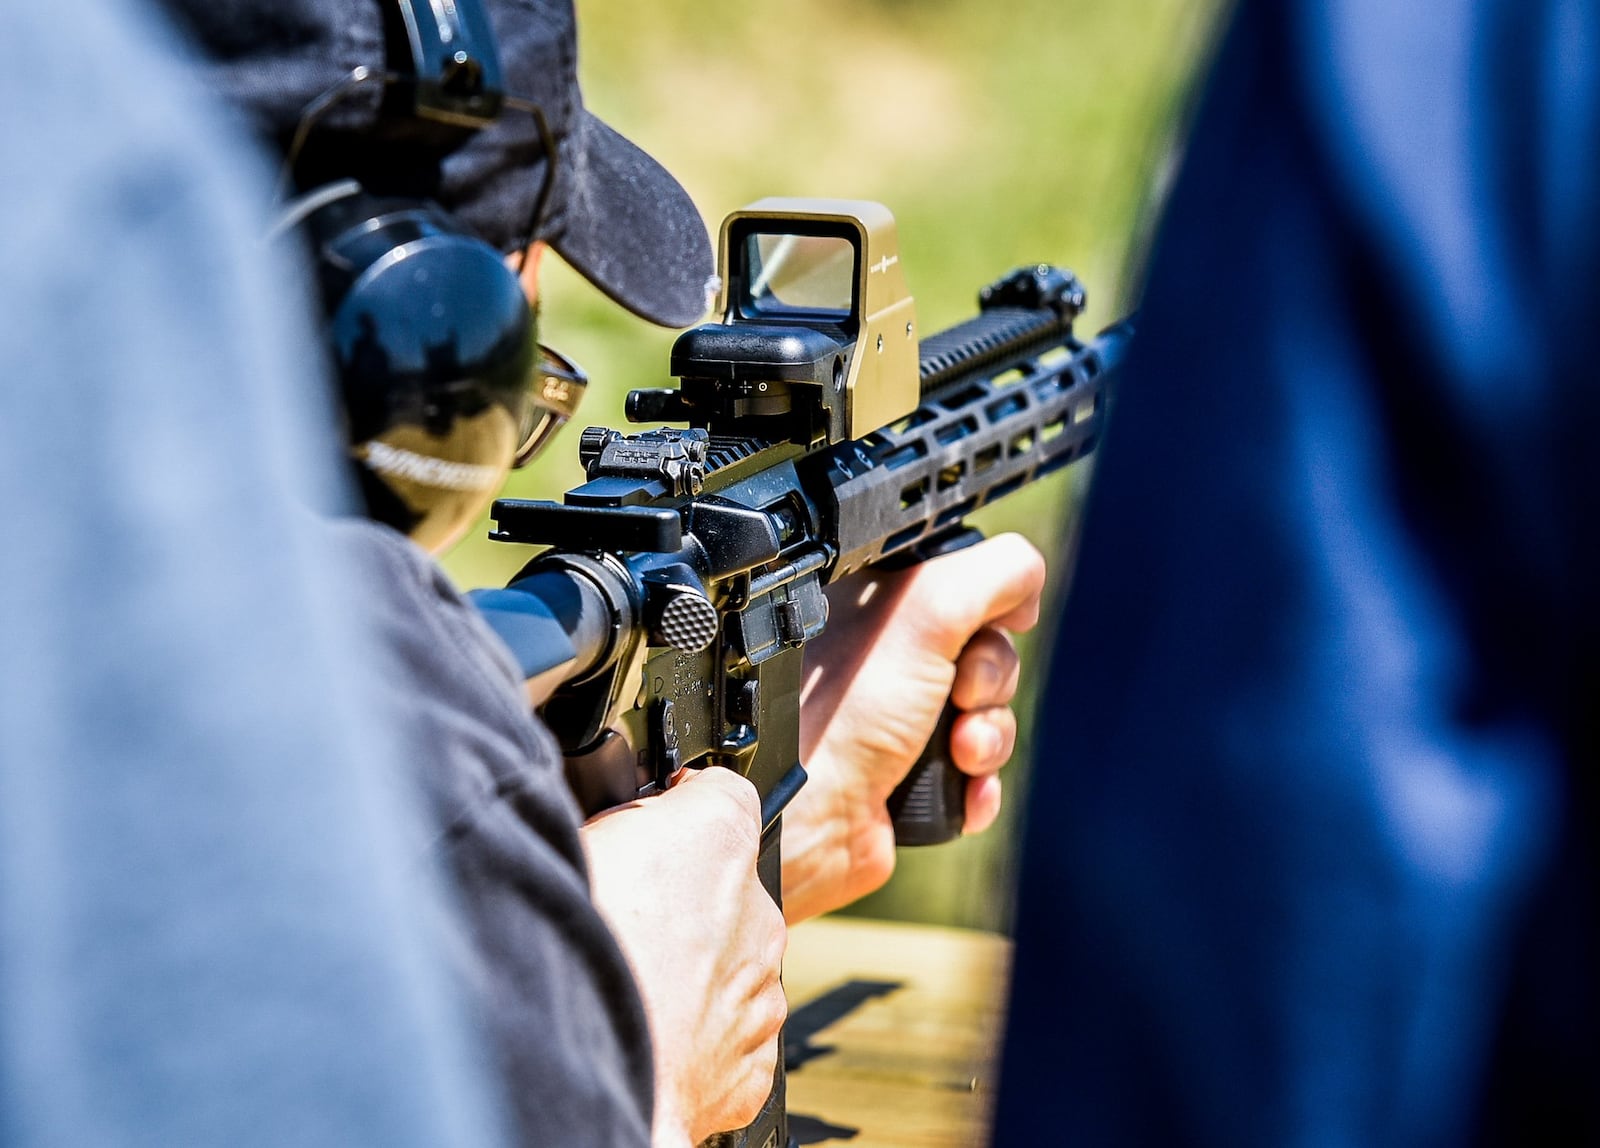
[904,533,1048,661]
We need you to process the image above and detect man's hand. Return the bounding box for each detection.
[581,768,786,1147]
[784,533,1047,922]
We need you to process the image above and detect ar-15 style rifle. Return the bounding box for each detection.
[471,198,1130,1148]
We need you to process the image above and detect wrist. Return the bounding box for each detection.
[780,745,896,921]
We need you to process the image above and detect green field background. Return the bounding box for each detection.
[444,0,1222,932]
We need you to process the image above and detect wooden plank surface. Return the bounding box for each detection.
[782,916,1012,1148]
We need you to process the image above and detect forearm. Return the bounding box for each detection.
[784,543,1042,920]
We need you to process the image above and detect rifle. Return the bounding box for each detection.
[470,198,1130,1148]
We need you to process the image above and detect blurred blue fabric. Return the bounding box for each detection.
[0,0,509,1143]
[997,1,1600,1144]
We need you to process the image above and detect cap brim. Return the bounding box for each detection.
[544,112,715,329]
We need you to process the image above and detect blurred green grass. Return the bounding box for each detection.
[444,0,1221,931]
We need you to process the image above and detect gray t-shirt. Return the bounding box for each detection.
[331,519,655,1148]
[0,0,508,1142]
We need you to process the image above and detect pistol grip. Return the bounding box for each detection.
[879,525,983,847]
[887,702,967,846]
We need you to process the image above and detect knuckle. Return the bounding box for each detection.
[760,906,788,969]
[964,773,1005,834]
[986,707,1019,755]
[924,588,973,643]
[688,771,761,845]
[714,820,758,868]
[1022,545,1048,588]
[994,535,1049,611]
[955,707,1016,770]
[759,982,789,1040]
[726,1036,781,1127]
[953,629,1020,707]
[709,769,762,821]
[995,716,1019,760]
[982,631,1021,672]
[994,531,1047,579]
[745,884,781,937]
[961,626,1002,661]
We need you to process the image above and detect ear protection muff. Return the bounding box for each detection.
[375,0,504,141]
[274,0,564,554]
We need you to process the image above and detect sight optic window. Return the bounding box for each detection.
[741,232,856,321]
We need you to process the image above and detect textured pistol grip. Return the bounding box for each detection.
[887,702,966,846]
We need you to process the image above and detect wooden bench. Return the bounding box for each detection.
[783,916,1012,1147]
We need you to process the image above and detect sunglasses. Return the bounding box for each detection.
[514,344,588,467]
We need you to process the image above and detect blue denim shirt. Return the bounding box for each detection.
[998,1,1600,1143]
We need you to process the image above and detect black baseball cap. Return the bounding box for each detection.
[162,0,715,328]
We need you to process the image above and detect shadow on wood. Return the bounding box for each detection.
[786,979,904,1071]
[791,1112,862,1144]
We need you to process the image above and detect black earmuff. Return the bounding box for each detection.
[278,0,557,553]
[376,0,504,146]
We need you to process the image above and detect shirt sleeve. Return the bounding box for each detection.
[327,520,656,1148]
[0,1,511,1144]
